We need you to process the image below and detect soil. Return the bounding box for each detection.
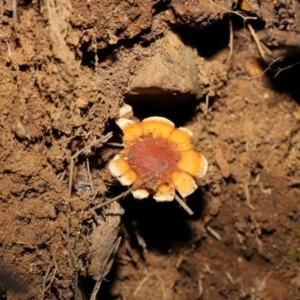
[0,0,300,299]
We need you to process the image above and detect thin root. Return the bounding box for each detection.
[133,275,148,297]
[68,132,113,199]
[155,272,167,300]
[12,0,17,27]
[244,183,256,210]
[225,271,236,286]
[39,263,58,300]
[248,23,266,61]
[198,278,203,298]
[226,18,233,63]
[206,226,222,241]
[174,194,194,215]
[244,56,284,81]
[86,157,93,192]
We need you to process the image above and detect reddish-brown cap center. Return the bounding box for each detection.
[122,135,181,185]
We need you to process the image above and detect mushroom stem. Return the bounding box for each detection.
[174,194,194,215]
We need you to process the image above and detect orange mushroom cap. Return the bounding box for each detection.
[108,116,208,201]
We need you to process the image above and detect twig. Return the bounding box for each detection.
[226,18,233,63]
[66,133,113,266]
[12,0,17,27]
[93,192,126,210]
[90,237,122,300]
[247,23,266,61]
[68,132,113,199]
[244,183,256,210]
[66,208,74,268]
[175,255,183,269]
[203,263,213,274]
[39,263,58,300]
[204,95,209,115]
[133,275,148,297]
[58,170,66,181]
[174,194,194,215]
[94,165,166,210]
[198,278,203,298]
[95,183,194,215]
[155,272,167,299]
[206,226,222,241]
[257,271,272,292]
[61,230,74,269]
[106,142,123,147]
[86,158,93,192]
[68,159,74,200]
[244,56,284,81]
[90,281,101,300]
[64,133,113,286]
[75,272,84,300]
[225,271,236,286]
[275,60,300,78]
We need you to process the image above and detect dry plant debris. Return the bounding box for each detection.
[88,202,124,300]
[1,0,300,298]
[109,116,208,207]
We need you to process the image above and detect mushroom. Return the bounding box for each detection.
[108,116,208,204]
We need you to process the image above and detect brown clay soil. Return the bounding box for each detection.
[1,1,300,299]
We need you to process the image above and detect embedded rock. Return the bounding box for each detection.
[128,30,202,108]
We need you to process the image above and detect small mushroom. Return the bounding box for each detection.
[108,116,208,202]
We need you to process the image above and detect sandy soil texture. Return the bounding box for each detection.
[0,0,300,299]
